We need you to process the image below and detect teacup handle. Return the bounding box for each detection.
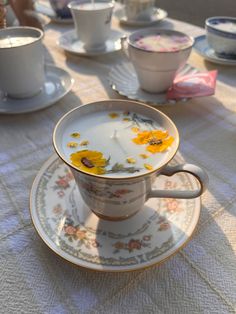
[121,35,129,58]
[148,163,209,199]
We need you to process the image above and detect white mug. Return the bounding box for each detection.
[126,28,194,93]
[68,0,114,50]
[53,100,208,221]
[0,27,44,99]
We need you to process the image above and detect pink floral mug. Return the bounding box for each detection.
[53,100,208,221]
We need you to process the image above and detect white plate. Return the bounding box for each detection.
[0,64,73,114]
[108,62,198,105]
[57,29,125,56]
[115,7,167,26]
[194,35,236,66]
[30,154,200,272]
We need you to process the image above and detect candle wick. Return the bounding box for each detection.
[7,36,12,48]
[111,129,119,139]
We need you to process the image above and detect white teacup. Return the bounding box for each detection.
[68,0,114,51]
[0,27,44,99]
[124,0,155,21]
[53,100,208,221]
[205,16,236,57]
[126,28,194,93]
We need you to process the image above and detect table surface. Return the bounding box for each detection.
[1,10,236,314]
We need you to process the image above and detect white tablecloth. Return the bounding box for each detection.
[0,13,236,314]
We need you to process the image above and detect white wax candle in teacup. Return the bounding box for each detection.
[0,27,44,98]
[126,28,194,93]
[53,100,208,221]
[68,0,114,50]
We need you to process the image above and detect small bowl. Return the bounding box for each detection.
[205,16,236,57]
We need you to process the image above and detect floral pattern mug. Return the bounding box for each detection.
[53,100,209,221]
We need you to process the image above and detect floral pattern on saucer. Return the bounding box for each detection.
[30,155,200,272]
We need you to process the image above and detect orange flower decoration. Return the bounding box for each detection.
[133,130,174,154]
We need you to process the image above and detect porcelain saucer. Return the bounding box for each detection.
[30,154,200,272]
[0,65,73,114]
[115,7,167,26]
[108,62,198,106]
[58,30,124,56]
[194,35,236,66]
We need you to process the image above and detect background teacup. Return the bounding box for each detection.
[0,26,44,99]
[49,0,72,18]
[205,16,236,57]
[124,0,155,21]
[68,0,114,51]
[126,28,194,93]
[53,100,208,221]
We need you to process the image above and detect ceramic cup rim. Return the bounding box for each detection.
[68,0,115,12]
[0,26,44,50]
[205,16,236,35]
[53,100,180,181]
[127,28,194,54]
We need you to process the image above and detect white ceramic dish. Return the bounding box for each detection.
[30,154,200,272]
[57,29,124,56]
[194,35,236,66]
[115,6,167,26]
[0,64,73,114]
[108,62,198,105]
[205,16,236,57]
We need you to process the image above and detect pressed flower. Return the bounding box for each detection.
[133,130,168,145]
[123,118,131,122]
[139,153,149,159]
[126,157,136,164]
[146,136,174,153]
[144,163,153,171]
[67,141,78,148]
[80,140,89,146]
[131,127,140,133]
[133,129,174,153]
[109,112,119,119]
[70,150,107,175]
[70,132,80,138]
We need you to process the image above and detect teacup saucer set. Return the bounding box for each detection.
[1,1,235,272]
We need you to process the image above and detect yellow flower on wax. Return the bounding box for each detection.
[67,142,78,148]
[131,127,140,133]
[70,132,80,138]
[139,153,149,159]
[133,130,168,145]
[123,118,131,122]
[109,112,119,119]
[146,136,174,153]
[70,150,107,175]
[144,164,153,171]
[126,157,136,164]
[80,140,89,146]
[132,129,173,153]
